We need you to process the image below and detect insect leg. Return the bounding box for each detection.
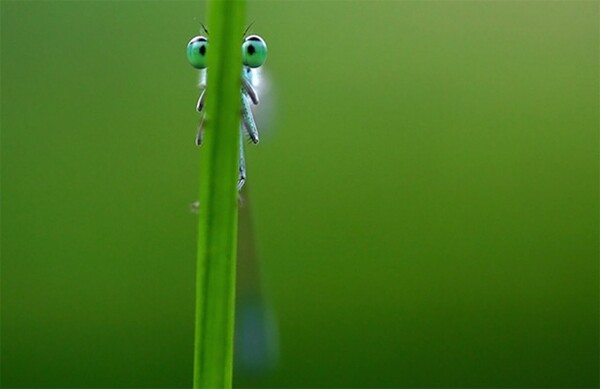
[196,114,205,146]
[196,89,205,112]
[241,78,259,105]
[238,128,246,191]
[241,94,259,144]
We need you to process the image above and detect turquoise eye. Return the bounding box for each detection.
[187,36,208,69]
[242,35,267,68]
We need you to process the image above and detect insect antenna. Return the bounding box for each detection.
[242,21,255,37]
[200,22,209,36]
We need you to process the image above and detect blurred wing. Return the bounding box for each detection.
[235,184,279,376]
[248,67,275,138]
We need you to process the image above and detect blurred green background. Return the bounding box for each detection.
[1,0,598,387]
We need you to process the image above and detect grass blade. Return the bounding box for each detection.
[193,1,246,388]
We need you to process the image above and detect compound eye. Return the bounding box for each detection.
[242,35,267,68]
[187,36,208,69]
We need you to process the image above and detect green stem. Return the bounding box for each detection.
[193,1,245,388]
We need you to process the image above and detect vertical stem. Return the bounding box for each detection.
[193,1,245,388]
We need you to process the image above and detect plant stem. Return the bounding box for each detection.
[193,1,245,388]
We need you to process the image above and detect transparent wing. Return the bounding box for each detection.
[247,67,275,139]
[235,184,279,377]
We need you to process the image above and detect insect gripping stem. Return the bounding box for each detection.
[193,1,246,388]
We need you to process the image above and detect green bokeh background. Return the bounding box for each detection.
[2,1,598,387]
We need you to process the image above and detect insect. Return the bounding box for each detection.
[186,29,268,191]
[186,28,277,374]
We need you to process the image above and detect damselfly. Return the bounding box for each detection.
[186,28,277,376]
[186,29,268,190]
